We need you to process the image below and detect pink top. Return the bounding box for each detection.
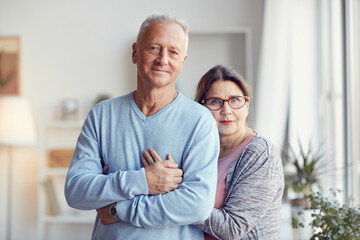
[204,133,256,240]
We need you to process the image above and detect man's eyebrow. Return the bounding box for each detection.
[147,42,161,46]
[169,46,180,51]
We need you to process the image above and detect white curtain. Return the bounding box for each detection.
[255,0,318,151]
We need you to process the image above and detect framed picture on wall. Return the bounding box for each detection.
[0,36,20,95]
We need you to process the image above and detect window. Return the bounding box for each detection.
[344,0,360,206]
[319,0,360,205]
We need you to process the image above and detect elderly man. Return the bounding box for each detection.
[65,13,219,240]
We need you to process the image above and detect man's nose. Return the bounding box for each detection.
[157,50,169,66]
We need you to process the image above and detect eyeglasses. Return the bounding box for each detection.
[202,96,249,110]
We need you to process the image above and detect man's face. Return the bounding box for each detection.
[132,21,187,89]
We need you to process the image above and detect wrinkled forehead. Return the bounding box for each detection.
[207,80,245,97]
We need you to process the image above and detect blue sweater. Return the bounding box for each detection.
[65,91,220,240]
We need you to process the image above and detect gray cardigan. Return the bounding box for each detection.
[196,135,284,240]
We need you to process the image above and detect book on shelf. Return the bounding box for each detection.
[44,174,96,219]
[47,149,74,168]
[43,178,60,216]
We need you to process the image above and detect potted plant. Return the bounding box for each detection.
[292,189,360,239]
[94,94,111,105]
[283,139,327,206]
[282,139,327,239]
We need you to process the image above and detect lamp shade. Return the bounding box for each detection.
[0,96,36,146]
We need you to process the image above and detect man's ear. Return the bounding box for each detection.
[132,43,137,64]
[178,55,188,72]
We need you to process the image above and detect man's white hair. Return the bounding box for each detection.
[136,13,189,53]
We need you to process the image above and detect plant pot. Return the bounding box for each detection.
[292,209,316,240]
[290,198,312,240]
[290,198,310,209]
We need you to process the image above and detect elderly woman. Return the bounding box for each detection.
[192,64,284,240]
[142,65,284,239]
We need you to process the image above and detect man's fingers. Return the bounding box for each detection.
[173,168,183,177]
[102,164,109,174]
[141,155,149,167]
[159,164,183,177]
[173,176,183,184]
[149,148,162,162]
[161,160,178,169]
[167,183,180,191]
[143,150,156,164]
[167,153,176,163]
[101,158,109,174]
[143,150,177,166]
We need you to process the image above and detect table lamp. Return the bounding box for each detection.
[0,96,36,240]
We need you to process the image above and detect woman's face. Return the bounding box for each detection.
[206,80,249,137]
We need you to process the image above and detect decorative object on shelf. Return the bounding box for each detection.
[0,37,20,95]
[94,93,111,105]
[48,149,74,168]
[292,189,360,239]
[0,96,36,240]
[61,98,79,120]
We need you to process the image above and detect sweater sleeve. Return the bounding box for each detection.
[115,119,220,228]
[64,110,149,210]
[196,141,284,239]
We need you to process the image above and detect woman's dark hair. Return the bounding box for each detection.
[195,65,252,104]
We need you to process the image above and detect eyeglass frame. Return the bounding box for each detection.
[202,96,250,110]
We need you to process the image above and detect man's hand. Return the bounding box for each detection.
[142,148,183,195]
[96,149,183,222]
[101,158,109,174]
[96,204,117,225]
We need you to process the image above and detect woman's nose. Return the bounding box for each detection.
[220,101,232,115]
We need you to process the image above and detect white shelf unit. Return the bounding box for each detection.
[37,119,96,240]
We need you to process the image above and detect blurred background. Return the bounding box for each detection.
[0,0,359,239]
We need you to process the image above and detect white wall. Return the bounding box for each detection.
[0,0,264,239]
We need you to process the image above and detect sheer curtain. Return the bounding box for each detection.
[255,0,318,151]
[255,2,319,239]
[257,0,360,206]
[256,2,360,238]
[345,0,360,205]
